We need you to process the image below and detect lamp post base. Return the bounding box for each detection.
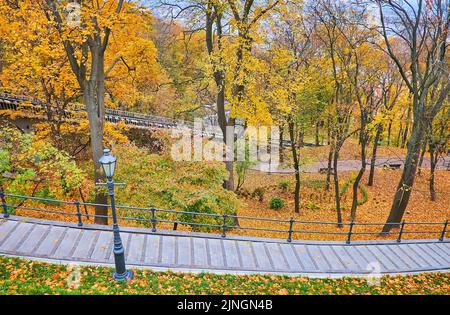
[113,269,134,282]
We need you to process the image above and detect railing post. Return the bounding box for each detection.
[75,199,82,227]
[151,207,157,232]
[287,217,294,243]
[346,222,355,244]
[397,221,405,243]
[439,220,448,242]
[222,214,227,238]
[0,189,9,218]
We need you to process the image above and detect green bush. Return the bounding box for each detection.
[111,143,240,232]
[306,201,320,211]
[340,179,369,206]
[0,125,86,213]
[278,180,291,192]
[269,197,284,210]
[251,187,266,202]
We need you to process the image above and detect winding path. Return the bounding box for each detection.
[0,216,449,277]
[252,156,450,174]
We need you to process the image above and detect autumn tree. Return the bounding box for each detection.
[312,0,358,226]
[425,88,450,201]
[374,0,450,232]
[263,0,330,213]
[150,17,212,118]
[0,1,78,146]
[0,1,170,223]
[335,8,382,221]
[152,0,281,192]
[367,57,404,186]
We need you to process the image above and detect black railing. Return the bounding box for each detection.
[0,192,448,244]
[0,93,193,130]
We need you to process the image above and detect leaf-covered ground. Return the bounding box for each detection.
[0,256,449,295]
[233,168,450,241]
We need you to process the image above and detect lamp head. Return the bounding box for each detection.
[98,148,116,179]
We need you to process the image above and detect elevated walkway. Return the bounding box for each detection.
[1,216,448,277]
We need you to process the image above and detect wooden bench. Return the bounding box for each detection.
[383,163,402,170]
[319,167,334,174]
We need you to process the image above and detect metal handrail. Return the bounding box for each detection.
[0,93,194,130]
[0,93,291,147]
[0,192,448,244]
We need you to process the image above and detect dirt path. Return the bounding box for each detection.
[252,156,450,174]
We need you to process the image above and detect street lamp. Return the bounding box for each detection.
[98,148,133,282]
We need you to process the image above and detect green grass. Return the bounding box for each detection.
[0,256,449,295]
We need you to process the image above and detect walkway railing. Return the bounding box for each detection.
[0,93,289,147]
[1,192,448,244]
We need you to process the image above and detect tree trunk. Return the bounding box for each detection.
[333,148,343,227]
[289,120,300,214]
[326,147,333,191]
[279,125,284,164]
[224,160,234,191]
[401,109,411,149]
[368,124,382,186]
[387,121,392,146]
[327,119,331,145]
[83,49,108,225]
[417,138,427,176]
[298,129,304,148]
[217,88,234,192]
[429,147,437,201]
[351,139,367,221]
[396,124,403,147]
[206,6,233,193]
[382,118,426,232]
[315,123,320,146]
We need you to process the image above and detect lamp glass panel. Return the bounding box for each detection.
[102,162,115,178]
[109,160,116,177]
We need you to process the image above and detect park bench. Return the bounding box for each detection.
[319,167,334,174]
[383,163,402,170]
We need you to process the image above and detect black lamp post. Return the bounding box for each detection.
[98,148,133,282]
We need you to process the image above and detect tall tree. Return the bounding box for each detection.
[38,0,126,224]
[368,58,404,186]
[313,0,357,226]
[264,0,322,214]
[153,0,280,191]
[375,0,450,232]
[334,4,382,221]
[425,88,450,201]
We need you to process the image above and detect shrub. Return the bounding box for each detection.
[269,197,284,210]
[0,125,86,205]
[306,201,320,211]
[111,143,240,232]
[279,180,291,192]
[237,188,251,198]
[251,187,266,202]
[340,179,369,206]
[235,139,257,192]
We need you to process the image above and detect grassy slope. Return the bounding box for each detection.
[0,256,449,295]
